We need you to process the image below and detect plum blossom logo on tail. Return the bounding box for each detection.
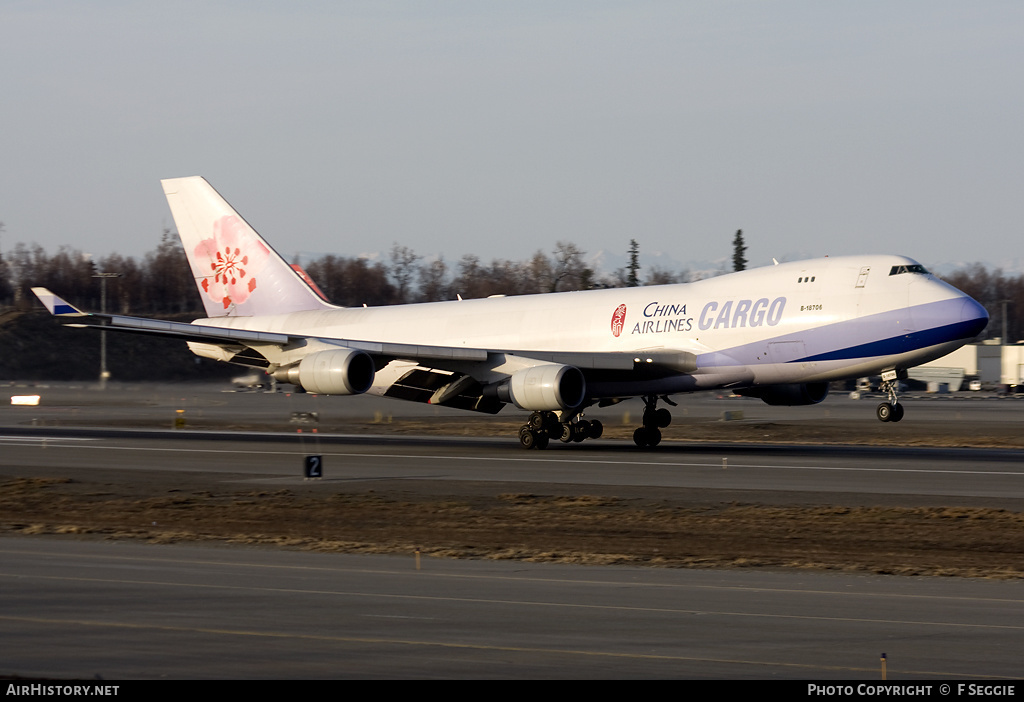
[194,216,270,310]
[611,304,627,337]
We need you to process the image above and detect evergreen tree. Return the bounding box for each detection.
[0,221,12,306]
[732,229,747,272]
[627,239,640,287]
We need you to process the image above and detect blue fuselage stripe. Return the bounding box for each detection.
[695,296,987,369]
[796,317,988,363]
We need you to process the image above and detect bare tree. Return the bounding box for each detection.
[303,254,395,306]
[143,230,198,314]
[452,254,488,299]
[644,266,683,286]
[524,251,553,293]
[388,243,421,304]
[418,256,449,302]
[549,241,587,292]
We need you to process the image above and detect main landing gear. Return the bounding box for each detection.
[518,411,604,450]
[633,395,673,448]
[876,376,905,423]
[517,396,676,449]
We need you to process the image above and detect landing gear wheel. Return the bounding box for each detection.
[647,427,662,447]
[890,403,904,422]
[519,426,549,450]
[654,408,672,428]
[588,419,604,439]
[559,423,574,443]
[632,426,661,448]
[633,427,647,447]
[876,403,893,422]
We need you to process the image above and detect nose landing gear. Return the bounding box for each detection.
[876,373,905,423]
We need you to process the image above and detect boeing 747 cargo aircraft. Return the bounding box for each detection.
[34,177,989,448]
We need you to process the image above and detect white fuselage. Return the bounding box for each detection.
[195,254,988,399]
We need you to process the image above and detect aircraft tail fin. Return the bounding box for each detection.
[161,176,336,318]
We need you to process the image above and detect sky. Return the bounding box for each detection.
[2,1,1022,276]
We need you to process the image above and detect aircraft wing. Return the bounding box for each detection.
[32,287,487,363]
[33,287,293,346]
[31,287,697,378]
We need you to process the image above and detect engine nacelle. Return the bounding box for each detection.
[502,363,586,410]
[277,348,375,395]
[738,382,829,406]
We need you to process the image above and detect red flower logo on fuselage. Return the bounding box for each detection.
[611,304,627,337]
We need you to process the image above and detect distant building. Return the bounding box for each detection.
[918,341,1024,388]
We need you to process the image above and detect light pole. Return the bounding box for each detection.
[93,272,121,389]
[1000,299,1011,345]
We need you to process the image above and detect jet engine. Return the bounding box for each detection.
[275,348,375,395]
[737,382,829,406]
[498,363,587,411]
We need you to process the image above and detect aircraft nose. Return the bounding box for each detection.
[959,296,989,338]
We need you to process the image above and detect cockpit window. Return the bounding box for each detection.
[889,264,929,276]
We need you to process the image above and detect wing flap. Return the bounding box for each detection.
[343,339,488,363]
[504,349,697,373]
[383,367,503,413]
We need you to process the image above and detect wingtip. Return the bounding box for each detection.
[31,287,86,316]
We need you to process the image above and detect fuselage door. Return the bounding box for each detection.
[767,340,807,364]
[764,340,809,383]
[855,266,870,288]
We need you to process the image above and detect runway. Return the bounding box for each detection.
[2,382,1023,678]
[2,537,1022,679]
[2,428,1023,504]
